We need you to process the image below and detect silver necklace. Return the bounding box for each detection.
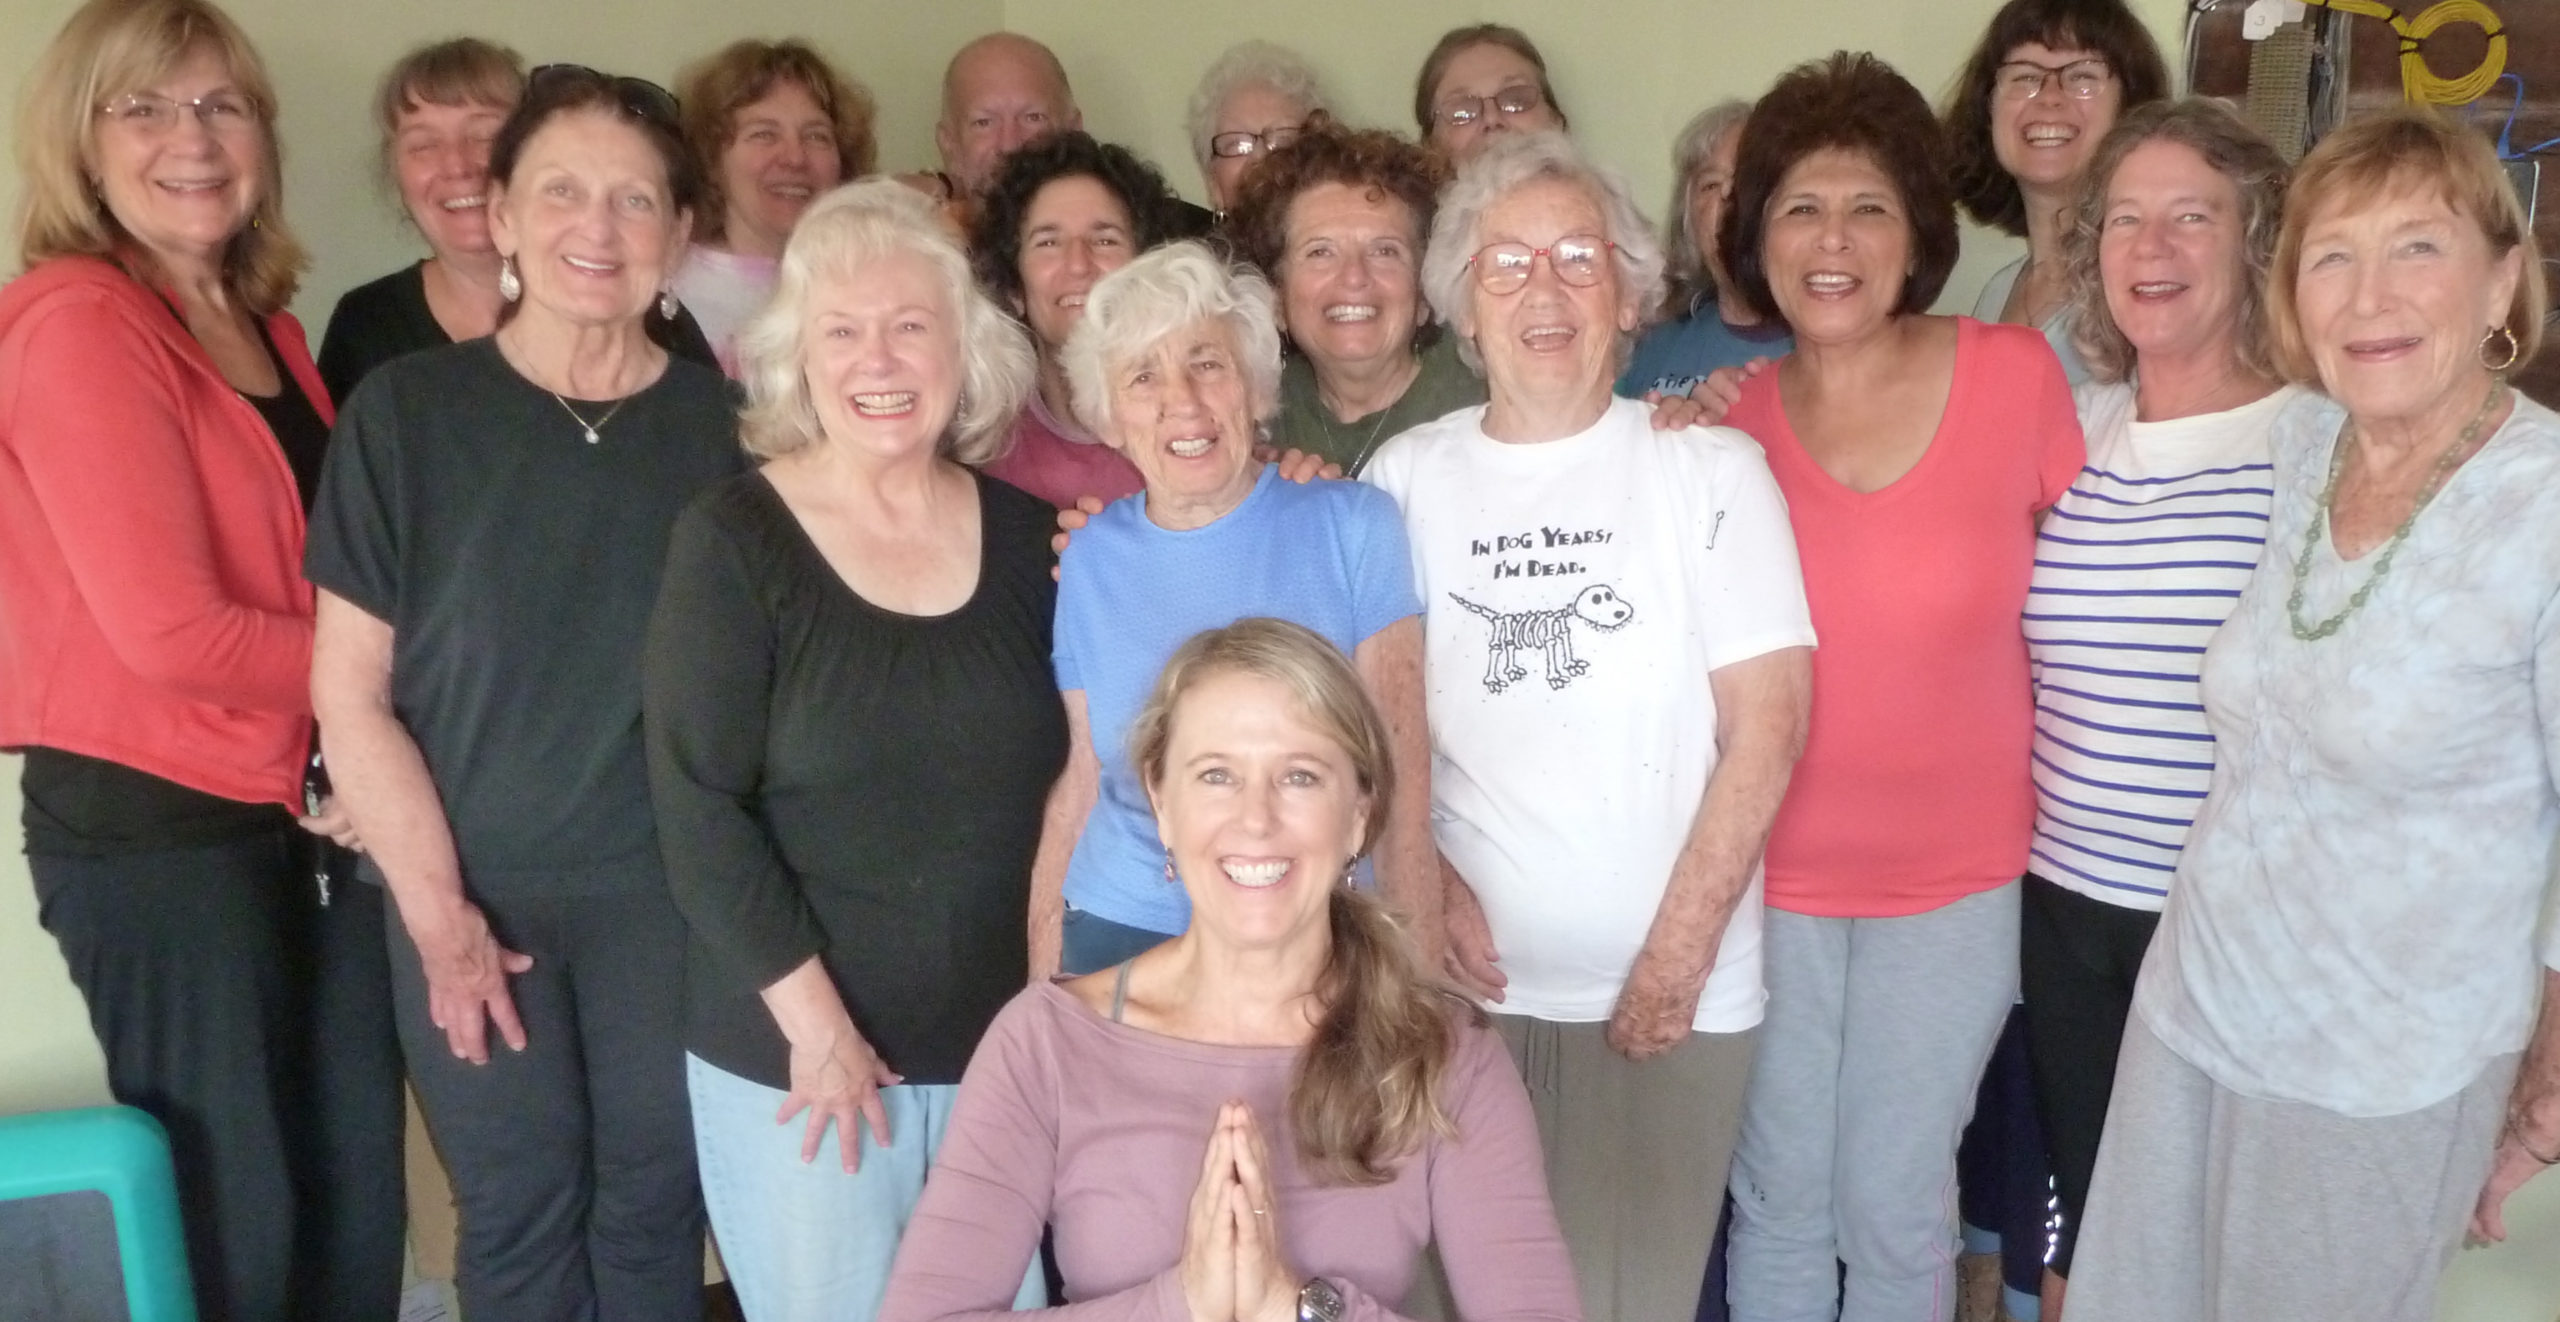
[549,391,631,445]
[2286,382,2505,641]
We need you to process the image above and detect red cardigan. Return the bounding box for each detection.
[0,256,331,809]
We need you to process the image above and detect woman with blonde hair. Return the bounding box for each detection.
[881,618,1580,1322]
[645,178,1056,1320]
[672,38,878,373]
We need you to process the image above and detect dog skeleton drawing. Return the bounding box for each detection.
[1447,583,1635,692]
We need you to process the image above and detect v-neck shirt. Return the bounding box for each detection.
[1722,317,2084,917]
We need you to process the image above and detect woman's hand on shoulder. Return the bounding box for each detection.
[1254,443,1343,485]
[1650,356,1773,432]
[1050,496,1107,581]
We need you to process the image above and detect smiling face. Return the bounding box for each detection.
[1762,146,1913,346]
[1463,176,1633,413]
[937,40,1078,194]
[2098,138,2250,371]
[1017,174,1136,355]
[393,95,510,263]
[1427,42,1561,163]
[1685,125,1743,295]
[1105,316,1264,519]
[90,44,266,280]
[1151,669,1369,953]
[1991,41,2121,197]
[1207,82,1309,212]
[2292,181,2522,433]
[1280,181,1424,380]
[489,109,690,331]
[800,249,962,462]
[719,79,842,259]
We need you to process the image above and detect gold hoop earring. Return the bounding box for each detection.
[2482,324,2521,373]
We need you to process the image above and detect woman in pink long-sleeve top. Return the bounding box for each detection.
[882,619,1580,1322]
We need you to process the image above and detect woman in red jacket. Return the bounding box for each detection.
[0,1,403,1317]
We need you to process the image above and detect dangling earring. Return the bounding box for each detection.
[659,286,681,320]
[497,256,521,303]
[2481,324,2521,373]
[1163,848,1178,883]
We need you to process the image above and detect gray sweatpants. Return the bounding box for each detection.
[1725,882,2022,1322]
[2064,1017,2516,1322]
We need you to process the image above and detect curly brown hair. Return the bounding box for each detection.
[1722,51,1960,326]
[1941,0,2170,237]
[676,39,877,246]
[1225,119,1447,280]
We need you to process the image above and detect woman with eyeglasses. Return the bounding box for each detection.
[1186,41,1326,220]
[308,65,740,1321]
[1366,130,1815,1322]
[1944,0,2169,386]
[1712,54,2082,1322]
[319,42,718,403]
[2,2,404,1316]
[1413,24,1567,166]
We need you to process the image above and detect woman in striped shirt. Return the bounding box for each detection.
[2017,98,2293,1314]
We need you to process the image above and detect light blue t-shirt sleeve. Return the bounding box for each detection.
[1338,480,1423,642]
[1052,541,1087,692]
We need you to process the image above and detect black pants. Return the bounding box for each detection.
[390,887,702,1322]
[31,832,407,1322]
[2016,872,2160,1278]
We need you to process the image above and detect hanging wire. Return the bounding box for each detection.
[2298,0,2507,105]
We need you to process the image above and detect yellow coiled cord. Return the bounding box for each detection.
[2299,0,2507,105]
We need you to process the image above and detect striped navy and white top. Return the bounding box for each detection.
[2024,381,2299,910]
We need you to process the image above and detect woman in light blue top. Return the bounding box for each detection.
[2066,107,2560,1322]
[1027,242,1433,979]
[1617,100,1792,400]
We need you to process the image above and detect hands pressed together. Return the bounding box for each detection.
[1181,1101,1306,1322]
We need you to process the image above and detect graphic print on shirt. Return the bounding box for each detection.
[1447,584,1635,692]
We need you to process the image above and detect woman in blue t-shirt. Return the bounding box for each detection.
[1029,241,1433,978]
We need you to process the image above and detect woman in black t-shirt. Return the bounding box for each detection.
[641,178,1064,1316]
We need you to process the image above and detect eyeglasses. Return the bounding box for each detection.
[528,64,682,130]
[1993,58,2113,102]
[1467,234,1615,294]
[96,91,258,136]
[1210,124,1306,160]
[1434,84,1544,130]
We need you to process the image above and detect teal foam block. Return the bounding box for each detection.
[0,1105,197,1321]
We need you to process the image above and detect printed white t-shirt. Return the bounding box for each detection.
[1364,397,1817,1032]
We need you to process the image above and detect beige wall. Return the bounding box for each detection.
[1,0,2554,1315]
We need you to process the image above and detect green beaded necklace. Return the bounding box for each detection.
[2286,382,2508,642]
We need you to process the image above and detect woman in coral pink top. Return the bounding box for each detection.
[881,620,1578,1322]
[1709,56,2082,1322]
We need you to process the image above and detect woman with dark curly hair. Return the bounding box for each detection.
[672,38,876,375]
[1712,52,2083,1322]
[1942,0,2169,385]
[1224,121,1482,475]
[969,130,1183,507]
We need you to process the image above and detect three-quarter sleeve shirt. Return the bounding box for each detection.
[2137,391,2560,1117]
[645,471,1068,1086]
[878,982,1582,1322]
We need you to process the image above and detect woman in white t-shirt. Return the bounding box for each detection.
[1363,130,1814,1322]
[2016,98,2295,1319]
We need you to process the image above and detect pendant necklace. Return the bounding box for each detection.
[2286,382,2506,641]
[550,391,631,445]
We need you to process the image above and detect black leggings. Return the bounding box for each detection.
[2016,872,2160,1278]
[31,832,406,1322]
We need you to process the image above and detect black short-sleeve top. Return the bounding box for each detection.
[643,469,1069,1086]
[304,338,744,898]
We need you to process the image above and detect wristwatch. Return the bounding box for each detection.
[1297,1276,1345,1322]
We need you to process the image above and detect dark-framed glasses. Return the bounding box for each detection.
[1210,123,1306,160]
[1467,234,1614,294]
[96,91,258,135]
[1435,83,1544,130]
[1993,58,2112,102]
[528,64,682,130]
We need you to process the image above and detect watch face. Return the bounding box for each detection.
[1298,1277,1346,1322]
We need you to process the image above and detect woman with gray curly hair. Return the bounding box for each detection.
[1186,39,1327,216]
[640,178,1055,1318]
[1618,99,1792,398]
[1366,130,1816,1322]
[1028,241,1433,982]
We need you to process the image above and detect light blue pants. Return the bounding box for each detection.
[687,1054,1045,1321]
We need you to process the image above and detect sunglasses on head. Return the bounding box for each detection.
[527,64,681,130]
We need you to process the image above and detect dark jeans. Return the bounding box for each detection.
[390,886,702,1322]
[1956,1006,2051,1300]
[2017,873,2159,1277]
[1058,905,1172,977]
[31,832,406,1322]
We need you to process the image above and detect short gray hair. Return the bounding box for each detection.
[736,179,1035,464]
[1661,99,1753,316]
[1062,241,1285,439]
[1421,131,1665,374]
[1186,41,1327,175]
